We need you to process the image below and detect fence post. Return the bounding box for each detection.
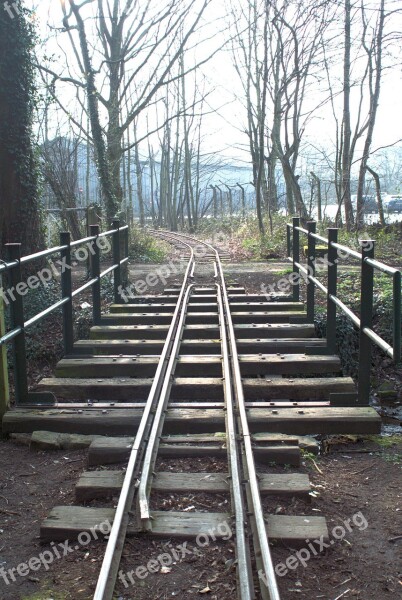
[393,270,401,364]
[112,219,121,303]
[0,274,10,417]
[306,221,316,323]
[90,225,101,325]
[122,227,129,288]
[60,232,74,355]
[358,240,375,405]
[286,224,291,259]
[6,244,29,404]
[292,217,300,301]
[326,228,338,354]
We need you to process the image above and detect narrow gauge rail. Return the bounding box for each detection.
[5,228,381,599]
[94,230,280,600]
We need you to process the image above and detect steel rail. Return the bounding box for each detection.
[215,250,281,600]
[216,280,254,599]
[158,230,280,600]
[137,282,194,524]
[93,238,194,600]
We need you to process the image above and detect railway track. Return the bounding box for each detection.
[2,230,381,599]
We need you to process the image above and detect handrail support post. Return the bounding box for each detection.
[326,228,338,354]
[5,244,29,404]
[292,217,300,302]
[90,225,101,325]
[112,220,122,303]
[306,221,316,323]
[60,232,74,355]
[358,240,375,405]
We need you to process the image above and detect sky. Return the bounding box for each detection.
[27,0,402,175]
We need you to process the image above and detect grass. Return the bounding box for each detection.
[383,452,402,465]
[22,592,68,600]
[128,226,168,263]
[365,434,401,448]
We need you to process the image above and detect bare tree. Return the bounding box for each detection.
[39,0,215,222]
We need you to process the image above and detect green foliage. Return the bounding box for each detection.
[4,281,63,362]
[0,2,43,251]
[223,214,290,260]
[383,452,402,466]
[336,222,402,263]
[315,314,360,378]
[129,226,168,262]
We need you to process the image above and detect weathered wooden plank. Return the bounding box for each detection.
[40,506,115,542]
[101,312,220,326]
[101,313,174,325]
[139,512,232,538]
[90,324,170,340]
[87,433,302,466]
[231,312,305,324]
[85,439,298,466]
[109,303,177,314]
[89,323,317,341]
[76,470,125,501]
[145,512,328,543]
[229,302,305,313]
[124,295,216,304]
[156,444,300,465]
[233,323,316,338]
[151,472,310,497]
[242,377,355,400]
[229,294,292,302]
[41,506,327,544]
[3,406,381,436]
[38,375,353,402]
[73,338,327,357]
[53,354,341,379]
[74,339,217,356]
[265,515,329,546]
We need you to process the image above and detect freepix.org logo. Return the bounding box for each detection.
[2,1,21,19]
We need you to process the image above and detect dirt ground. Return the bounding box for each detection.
[1,247,401,600]
[0,437,400,600]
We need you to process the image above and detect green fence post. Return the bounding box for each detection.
[306,221,316,323]
[112,220,121,303]
[393,270,401,364]
[90,225,101,325]
[292,217,300,301]
[60,232,74,355]
[286,223,291,259]
[326,228,338,354]
[358,240,375,405]
[0,274,10,417]
[6,244,29,404]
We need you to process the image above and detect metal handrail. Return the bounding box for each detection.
[287,217,401,403]
[0,220,130,403]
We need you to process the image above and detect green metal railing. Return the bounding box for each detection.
[287,217,401,405]
[0,221,129,405]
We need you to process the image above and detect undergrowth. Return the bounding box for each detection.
[129,226,168,262]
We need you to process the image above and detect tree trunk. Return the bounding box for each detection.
[366,165,385,226]
[341,0,354,230]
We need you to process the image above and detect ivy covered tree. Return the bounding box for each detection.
[0,1,43,254]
